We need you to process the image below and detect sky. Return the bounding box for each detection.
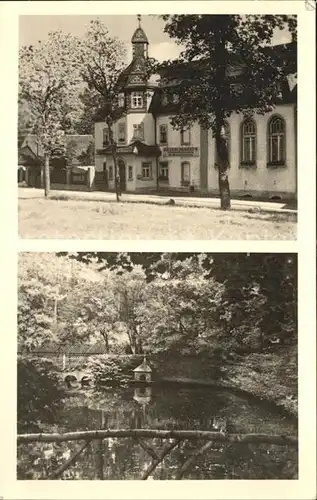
[19,15,293,63]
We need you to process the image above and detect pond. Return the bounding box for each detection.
[17,383,298,480]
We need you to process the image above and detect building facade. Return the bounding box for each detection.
[95,18,297,200]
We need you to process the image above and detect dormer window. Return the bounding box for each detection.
[131,91,144,109]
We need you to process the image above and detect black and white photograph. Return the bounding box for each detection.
[18,13,297,240]
[17,252,298,480]
[0,1,315,499]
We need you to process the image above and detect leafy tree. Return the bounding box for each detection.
[135,255,226,356]
[19,251,297,359]
[18,253,103,350]
[18,99,35,146]
[87,356,137,388]
[77,20,128,202]
[17,356,66,433]
[210,253,297,350]
[19,32,82,196]
[159,15,297,209]
[77,141,95,166]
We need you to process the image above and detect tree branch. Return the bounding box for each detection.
[176,440,214,479]
[48,439,91,479]
[18,429,298,446]
[142,439,180,480]
[133,437,159,461]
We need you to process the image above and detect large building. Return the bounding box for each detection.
[95,18,297,200]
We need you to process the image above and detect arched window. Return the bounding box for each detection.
[268,116,286,164]
[241,119,256,164]
[215,122,230,168]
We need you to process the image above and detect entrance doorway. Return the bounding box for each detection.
[118,158,126,192]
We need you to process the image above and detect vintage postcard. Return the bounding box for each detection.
[0,1,316,500]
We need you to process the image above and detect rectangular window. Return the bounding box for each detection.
[103,128,109,146]
[142,162,152,179]
[159,125,168,144]
[128,165,133,180]
[118,123,126,143]
[118,93,125,108]
[133,123,144,140]
[159,162,169,181]
[181,128,190,145]
[131,92,144,109]
[242,136,256,163]
[181,161,190,186]
[108,165,113,181]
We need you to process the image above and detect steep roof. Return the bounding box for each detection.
[133,357,152,373]
[18,144,42,166]
[20,134,94,165]
[96,140,161,158]
[149,42,297,115]
[131,27,149,44]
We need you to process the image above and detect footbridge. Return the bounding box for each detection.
[19,350,145,388]
[62,370,91,388]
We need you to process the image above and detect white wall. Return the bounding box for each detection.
[207,104,296,197]
[156,117,201,188]
[95,103,296,197]
[94,96,156,151]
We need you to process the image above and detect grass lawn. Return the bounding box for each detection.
[19,196,297,240]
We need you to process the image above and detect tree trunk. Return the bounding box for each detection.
[107,122,120,202]
[44,154,50,198]
[215,120,231,210]
[213,31,231,210]
[112,143,120,202]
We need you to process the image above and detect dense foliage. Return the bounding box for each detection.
[19,252,297,357]
[18,356,66,433]
[87,356,138,389]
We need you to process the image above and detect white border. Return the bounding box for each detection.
[0,1,316,499]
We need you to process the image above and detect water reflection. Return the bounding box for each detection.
[17,384,298,480]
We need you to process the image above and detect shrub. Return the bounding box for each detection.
[17,355,66,433]
[87,355,138,389]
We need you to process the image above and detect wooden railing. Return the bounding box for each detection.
[17,429,298,480]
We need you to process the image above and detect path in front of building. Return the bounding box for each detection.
[18,187,297,214]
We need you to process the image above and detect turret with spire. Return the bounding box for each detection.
[124,15,150,90]
[131,15,149,59]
